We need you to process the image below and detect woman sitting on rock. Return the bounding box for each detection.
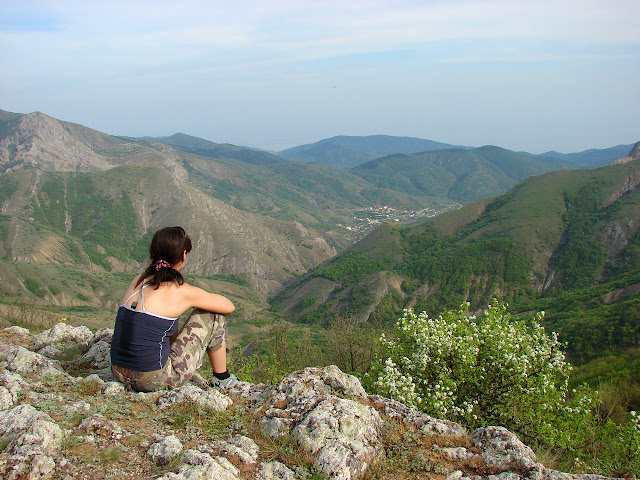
[110,226,237,391]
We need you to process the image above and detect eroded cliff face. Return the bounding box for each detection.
[0,165,336,296]
[612,141,640,166]
[0,324,630,480]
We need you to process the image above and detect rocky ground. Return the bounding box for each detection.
[0,323,629,480]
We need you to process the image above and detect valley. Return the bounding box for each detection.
[1,106,638,400]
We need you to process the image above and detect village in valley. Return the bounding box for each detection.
[340,203,461,235]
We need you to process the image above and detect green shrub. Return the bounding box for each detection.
[25,278,46,298]
[367,300,640,477]
[369,301,570,439]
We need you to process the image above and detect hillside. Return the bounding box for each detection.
[350,146,565,203]
[141,133,284,165]
[279,134,471,168]
[181,152,442,235]
[1,107,635,330]
[539,143,635,168]
[0,323,627,480]
[273,152,640,362]
[0,165,338,300]
[0,110,189,177]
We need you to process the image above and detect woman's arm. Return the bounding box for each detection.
[183,284,235,315]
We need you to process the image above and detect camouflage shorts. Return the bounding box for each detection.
[111,308,227,392]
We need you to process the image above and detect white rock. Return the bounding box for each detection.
[368,395,466,436]
[7,419,64,456]
[320,364,368,398]
[32,323,93,352]
[261,416,289,439]
[27,454,57,479]
[488,473,522,480]
[74,414,124,440]
[0,370,28,403]
[65,401,91,414]
[92,327,113,345]
[195,389,232,412]
[80,340,111,369]
[156,384,232,412]
[446,471,464,480]
[167,449,239,480]
[3,326,30,336]
[2,453,57,480]
[80,373,105,386]
[0,404,51,437]
[436,446,476,461]
[148,435,183,465]
[5,347,60,374]
[0,386,13,410]
[216,435,259,464]
[102,381,125,397]
[292,397,383,479]
[36,345,62,359]
[471,426,537,472]
[257,461,298,480]
[157,384,204,409]
[39,365,72,381]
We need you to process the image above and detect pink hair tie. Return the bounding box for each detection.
[155,260,171,271]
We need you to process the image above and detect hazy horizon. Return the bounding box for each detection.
[1,1,638,154]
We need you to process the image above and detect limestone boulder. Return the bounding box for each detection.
[80,340,111,369]
[471,426,536,472]
[148,435,183,466]
[32,322,93,352]
[5,347,62,374]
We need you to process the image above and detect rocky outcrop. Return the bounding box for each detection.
[612,141,640,165]
[0,324,632,480]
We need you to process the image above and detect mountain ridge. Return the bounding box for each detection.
[278,134,472,168]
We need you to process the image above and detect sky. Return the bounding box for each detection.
[1,0,639,154]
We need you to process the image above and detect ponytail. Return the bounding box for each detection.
[136,226,192,289]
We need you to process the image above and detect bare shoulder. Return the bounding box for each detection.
[121,274,144,303]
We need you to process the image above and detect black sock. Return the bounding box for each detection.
[213,370,230,380]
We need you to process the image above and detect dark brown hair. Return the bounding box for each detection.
[136,226,192,288]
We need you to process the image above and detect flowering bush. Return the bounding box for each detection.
[369,301,571,439]
[367,300,640,475]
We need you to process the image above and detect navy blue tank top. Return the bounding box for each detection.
[110,285,179,372]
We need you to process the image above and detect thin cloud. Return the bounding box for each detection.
[0,0,638,153]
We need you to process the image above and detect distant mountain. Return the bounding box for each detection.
[0,110,437,239]
[0,109,191,176]
[279,135,471,168]
[141,133,284,165]
[538,144,634,168]
[350,146,565,203]
[273,149,640,363]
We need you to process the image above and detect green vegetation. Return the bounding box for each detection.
[314,249,393,285]
[351,146,563,203]
[549,182,607,291]
[367,302,640,477]
[25,278,46,298]
[399,227,534,314]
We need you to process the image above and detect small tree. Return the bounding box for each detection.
[368,301,571,440]
[325,315,379,376]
